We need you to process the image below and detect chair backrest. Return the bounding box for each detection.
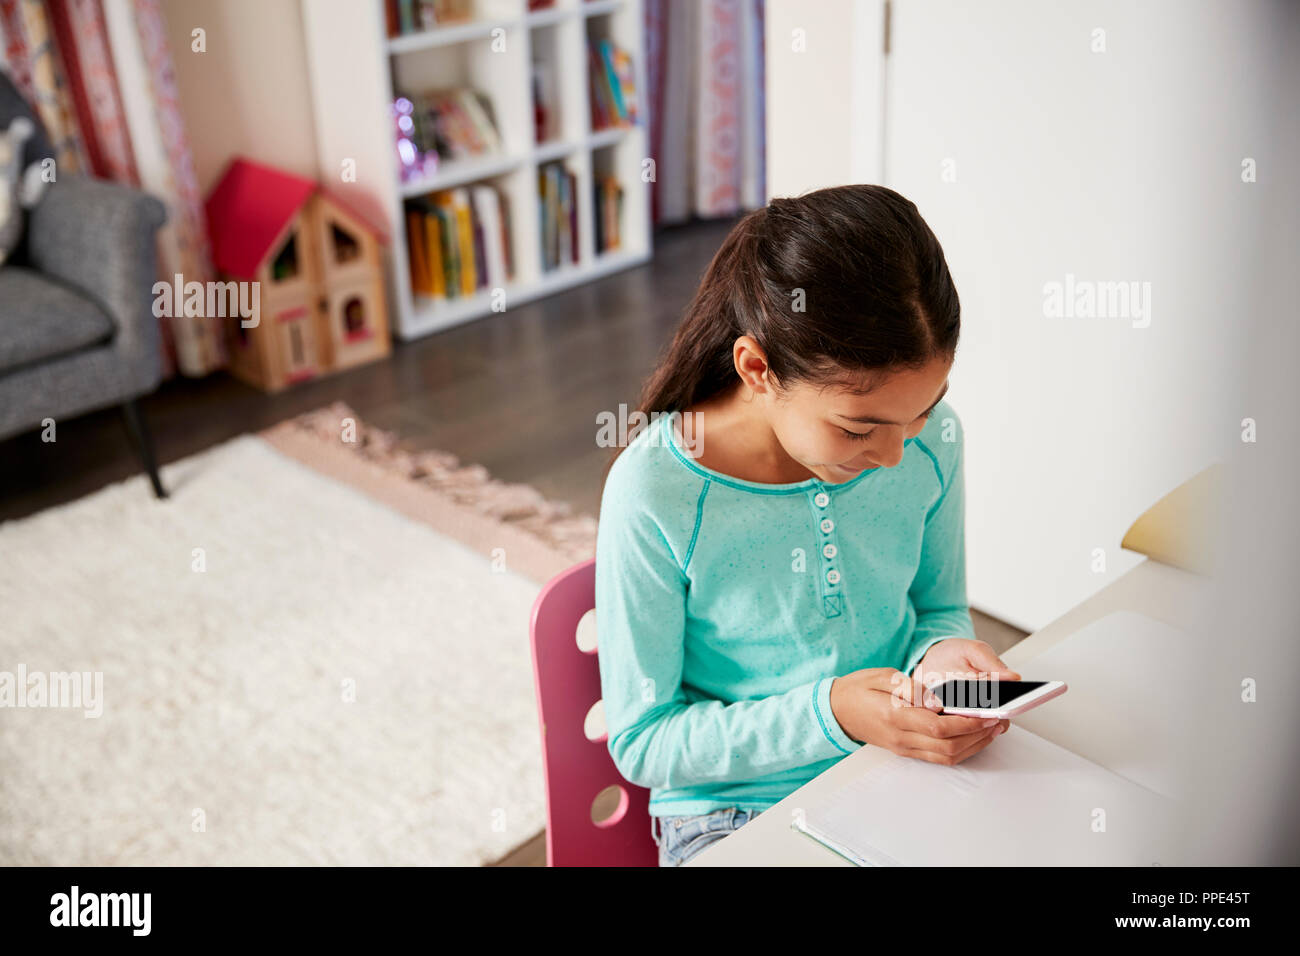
[529,558,658,866]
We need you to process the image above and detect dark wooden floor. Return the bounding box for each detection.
[0,217,1026,866]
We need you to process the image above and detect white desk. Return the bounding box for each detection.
[688,558,1211,866]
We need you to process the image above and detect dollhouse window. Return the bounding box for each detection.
[331,223,361,265]
[287,322,306,366]
[272,233,299,281]
[343,295,370,341]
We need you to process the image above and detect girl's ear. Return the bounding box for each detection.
[738,338,764,390]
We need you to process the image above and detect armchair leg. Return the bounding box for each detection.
[121,399,167,499]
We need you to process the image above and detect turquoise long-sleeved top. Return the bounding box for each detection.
[594,400,975,817]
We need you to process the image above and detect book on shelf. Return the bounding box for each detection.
[470,187,509,292]
[538,161,580,272]
[588,39,638,130]
[447,191,476,297]
[531,59,558,144]
[406,184,513,303]
[393,88,502,184]
[568,174,576,264]
[387,0,474,37]
[593,174,624,254]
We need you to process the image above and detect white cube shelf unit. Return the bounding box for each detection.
[304,0,651,342]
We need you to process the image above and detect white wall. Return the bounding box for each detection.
[767,0,1283,632]
[765,0,884,192]
[298,0,395,240]
[160,0,321,194]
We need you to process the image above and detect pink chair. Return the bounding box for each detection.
[529,558,659,866]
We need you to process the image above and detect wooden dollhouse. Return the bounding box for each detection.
[205,157,390,392]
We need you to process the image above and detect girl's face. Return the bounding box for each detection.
[741,342,953,485]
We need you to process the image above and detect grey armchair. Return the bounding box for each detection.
[0,75,169,497]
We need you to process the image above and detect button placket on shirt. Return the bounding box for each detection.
[810,484,845,617]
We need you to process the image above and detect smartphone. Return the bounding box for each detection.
[932,679,1068,719]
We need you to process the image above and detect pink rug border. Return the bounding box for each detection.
[259,403,595,587]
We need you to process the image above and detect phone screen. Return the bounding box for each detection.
[935,679,1047,710]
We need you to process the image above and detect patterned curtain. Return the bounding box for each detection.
[0,0,88,171]
[644,0,766,225]
[102,0,218,375]
[0,0,220,377]
[45,0,138,184]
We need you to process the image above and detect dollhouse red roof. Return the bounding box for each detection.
[205,159,318,281]
[205,157,386,280]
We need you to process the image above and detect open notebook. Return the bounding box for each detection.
[792,611,1192,866]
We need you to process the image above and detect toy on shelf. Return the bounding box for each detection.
[205,158,390,392]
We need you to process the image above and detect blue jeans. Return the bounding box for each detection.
[652,807,759,866]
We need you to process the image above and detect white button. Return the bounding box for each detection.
[822,543,837,559]
[820,518,834,534]
[826,569,841,585]
[814,492,830,508]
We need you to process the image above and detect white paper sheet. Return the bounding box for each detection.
[794,724,1183,866]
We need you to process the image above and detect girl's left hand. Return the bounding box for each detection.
[913,638,1021,689]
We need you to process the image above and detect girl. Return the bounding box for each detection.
[595,184,1020,867]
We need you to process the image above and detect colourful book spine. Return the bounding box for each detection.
[589,47,609,129]
[498,192,514,279]
[537,171,548,271]
[600,41,626,123]
[557,168,570,266]
[613,47,637,123]
[407,208,429,294]
[471,206,487,289]
[434,193,460,298]
[537,195,547,271]
[453,189,477,295]
[605,177,620,250]
[470,185,506,288]
[601,178,611,250]
[424,212,445,297]
[458,89,501,152]
[541,166,552,271]
[447,96,484,154]
[540,164,556,269]
[567,170,578,263]
[615,180,624,248]
[553,165,563,267]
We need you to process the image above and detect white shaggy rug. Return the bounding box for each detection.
[0,435,547,865]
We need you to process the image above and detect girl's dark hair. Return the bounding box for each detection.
[633,184,960,431]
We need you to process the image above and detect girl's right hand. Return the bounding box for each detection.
[828,668,1008,765]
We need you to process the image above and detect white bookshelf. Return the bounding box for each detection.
[304,0,652,342]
